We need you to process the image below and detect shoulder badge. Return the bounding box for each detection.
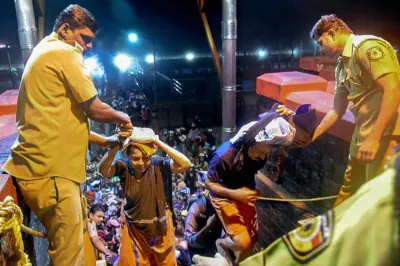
[282,210,334,263]
[367,46,384,61]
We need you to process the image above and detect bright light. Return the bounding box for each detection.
[84,57,104,77]
[145,54,154,64]
[293,48,299,56]
[186,53,195,61]
[257,49,267,58]
[92,67,105,77]
[128,33,138,43]
[84,57,98,72]
[114,54,132,72]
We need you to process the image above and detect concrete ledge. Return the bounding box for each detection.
[319,66,335,81]
[0,174,18,204]
[284,91,355,142]
[327,81,336,94]
[300,56,336,72]
[0,90,19,115]
[256,71,327,102]
[0,114,18,169]
[0,112,18,204]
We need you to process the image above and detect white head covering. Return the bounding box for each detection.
[122,127,158,156]
[230,117,295,146]
[254,117,295,145]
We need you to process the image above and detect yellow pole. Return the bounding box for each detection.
[196,0,223,86]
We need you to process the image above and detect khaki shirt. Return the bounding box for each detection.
[241,165,398,266]
[2,32,98,183]
[334,34,400,156]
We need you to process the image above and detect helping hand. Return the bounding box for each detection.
[276,105,296,116]
[357,137,380,164]
[116,113,133,140]
[276,105,295,126]
[117,112,133,135]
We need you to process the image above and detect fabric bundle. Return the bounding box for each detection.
[231,103,317,148]
[231,113,296,147]
[122,127,158,156]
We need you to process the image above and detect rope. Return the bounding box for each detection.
[20,224,45,238]
[0,196,32,266]
[1,194,88,239]
[256,195,337,202]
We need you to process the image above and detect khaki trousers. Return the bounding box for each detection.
[16,177,84,266]
[334,137,398,206]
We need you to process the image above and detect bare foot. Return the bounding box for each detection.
[192,253,229,266]
[216,239,234,266]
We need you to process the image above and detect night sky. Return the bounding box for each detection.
[1,0,399,57]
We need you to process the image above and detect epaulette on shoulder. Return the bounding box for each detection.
[353,35,390,50]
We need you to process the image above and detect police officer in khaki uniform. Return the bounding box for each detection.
[2,5,132,265]
[306,14,400,205]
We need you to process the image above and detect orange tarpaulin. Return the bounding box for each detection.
[0,90,19,200]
